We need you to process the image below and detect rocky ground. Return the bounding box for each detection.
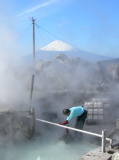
[79,121,119,160]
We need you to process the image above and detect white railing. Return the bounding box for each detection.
[34,117,112,153]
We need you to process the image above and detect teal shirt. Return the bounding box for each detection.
[66,106,84,122]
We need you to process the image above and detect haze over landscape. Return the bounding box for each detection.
[0,1,119,160]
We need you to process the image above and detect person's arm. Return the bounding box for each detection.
[60,120,68,125]
[60,120,69,133]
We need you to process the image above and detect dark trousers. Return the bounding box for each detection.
[74,109,87,138]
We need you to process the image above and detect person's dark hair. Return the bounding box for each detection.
[63,109,70,115]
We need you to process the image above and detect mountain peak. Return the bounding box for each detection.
[40,40,77,51]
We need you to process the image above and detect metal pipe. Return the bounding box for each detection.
[102,130,106,153]
[110,139,113,148]
[27,116,112,150]
[34,118,112,142]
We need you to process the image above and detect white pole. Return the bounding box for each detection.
[102,130,106,153]
[27,117,112,145]
[35,118,109,139]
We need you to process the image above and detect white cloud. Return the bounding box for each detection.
[17,0,59,17]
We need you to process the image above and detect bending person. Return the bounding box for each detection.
[60,106,87,139]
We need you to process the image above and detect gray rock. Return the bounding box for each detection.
[112,152,119,160]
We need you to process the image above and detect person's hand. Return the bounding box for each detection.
[66,128,69,134]
[59,120,68,125]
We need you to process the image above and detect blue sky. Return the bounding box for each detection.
[1,0,119,58]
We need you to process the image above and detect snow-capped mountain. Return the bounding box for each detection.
[24,40,114,65]
[40,40,77,51]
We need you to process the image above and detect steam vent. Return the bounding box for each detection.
[1,40,119,160]
[33,46,119,160]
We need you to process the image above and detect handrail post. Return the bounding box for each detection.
[102,130,106,153]
[110,139,113,149]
